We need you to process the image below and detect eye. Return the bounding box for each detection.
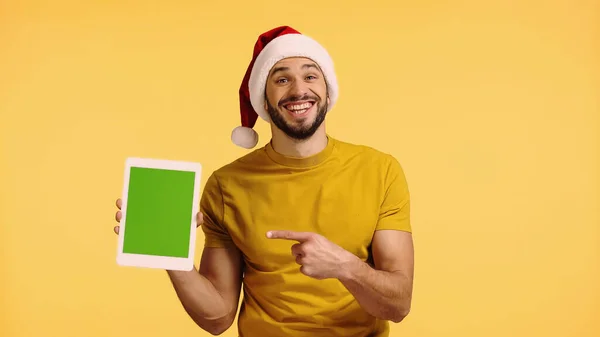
[276,78,288,84]
[306,75,317,80]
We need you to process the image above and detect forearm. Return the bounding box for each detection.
[167,269,233,334]
[338,257,412,323]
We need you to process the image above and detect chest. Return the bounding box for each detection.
[222,169,382,271]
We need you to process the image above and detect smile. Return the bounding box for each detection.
[283,101,315,115]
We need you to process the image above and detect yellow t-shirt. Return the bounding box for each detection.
[200,136,411,337]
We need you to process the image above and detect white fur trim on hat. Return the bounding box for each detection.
[231,126,259,149]
[248,34,338,122]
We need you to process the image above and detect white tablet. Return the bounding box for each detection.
[116,157,202,271]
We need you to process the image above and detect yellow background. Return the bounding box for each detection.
[1,0,598,336]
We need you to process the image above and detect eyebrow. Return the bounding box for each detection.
[269,63,320,78]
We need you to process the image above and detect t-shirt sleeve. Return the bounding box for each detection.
[376,155,412,233]
[199,172,236,248]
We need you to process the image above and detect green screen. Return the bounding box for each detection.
[122,167,195,258]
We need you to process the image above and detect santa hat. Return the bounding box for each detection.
[231,26,338,149]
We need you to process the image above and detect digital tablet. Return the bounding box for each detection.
[116,157,202,271]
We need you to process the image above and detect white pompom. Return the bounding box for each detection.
[231,126,259,149]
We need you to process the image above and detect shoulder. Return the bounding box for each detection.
[201,147,266,201]
[332,137,401,167]
[331,137,408,186]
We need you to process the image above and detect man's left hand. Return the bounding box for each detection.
[266,230,357,280]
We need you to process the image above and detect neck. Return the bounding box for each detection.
[270,125,328,158]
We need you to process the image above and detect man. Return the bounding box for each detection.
[113,26,414,337]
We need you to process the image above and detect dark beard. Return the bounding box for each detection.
[266,95,328,141]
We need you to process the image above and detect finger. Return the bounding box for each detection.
[266,230,313,242]
[291,243,304,257]
[116,198,122,210]
[196,212,204,227]
[300,265,311,277]
[295,254,305,265]
[114,226,120,234]
[115,211,121,223]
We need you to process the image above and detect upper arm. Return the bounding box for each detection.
[372,154,414,291]
[198,246,244,319]
[198,172,244,317]
[372,230,414,277]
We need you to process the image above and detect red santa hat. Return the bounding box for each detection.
[231,26,339,149]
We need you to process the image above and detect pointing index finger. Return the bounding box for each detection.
[266,230,313,242]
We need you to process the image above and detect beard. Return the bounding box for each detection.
[266,93,328,141]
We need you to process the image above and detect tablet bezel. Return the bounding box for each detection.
[116,157,202,271]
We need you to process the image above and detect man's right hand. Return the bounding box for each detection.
[113,198,204,235]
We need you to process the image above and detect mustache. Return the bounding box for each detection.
[278,94,320,106]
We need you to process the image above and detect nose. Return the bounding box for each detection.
[289,78,308,97]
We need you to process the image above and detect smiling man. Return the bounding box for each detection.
[114,26,414,337]
[263,60,328,141]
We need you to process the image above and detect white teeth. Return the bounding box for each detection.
[286,102,312,111]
